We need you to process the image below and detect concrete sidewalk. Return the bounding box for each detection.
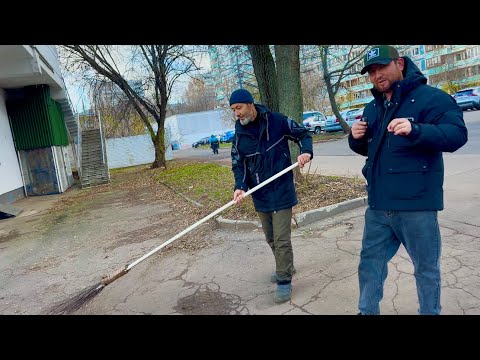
[74,152,480,315]
[1,145,479,315]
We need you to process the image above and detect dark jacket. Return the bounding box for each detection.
[349,57,468,211]
[231,104,313,213]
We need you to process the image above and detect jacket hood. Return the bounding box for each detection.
[255,103,270,117]
[371,56,427,99]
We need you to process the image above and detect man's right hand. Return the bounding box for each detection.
[351,120,368,139]
[233,189,246,204]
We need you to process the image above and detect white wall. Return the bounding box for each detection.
[0,89,23,196]
[165,109,233,148]
[106,134,173,169]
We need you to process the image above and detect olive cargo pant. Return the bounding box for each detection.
[257,208,295,284]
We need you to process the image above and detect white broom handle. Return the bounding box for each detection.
[127,161,299,270]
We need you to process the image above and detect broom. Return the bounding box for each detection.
[44,162,300,314]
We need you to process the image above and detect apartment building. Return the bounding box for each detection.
[0,45,77,207]
[207,45,480,113]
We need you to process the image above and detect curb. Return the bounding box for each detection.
[215,216,262,230]
[215,196,368,230]
[293,196,367,227]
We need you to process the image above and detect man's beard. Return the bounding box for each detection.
[239,117,251,126]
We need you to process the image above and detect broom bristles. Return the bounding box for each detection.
[43,282,105,315]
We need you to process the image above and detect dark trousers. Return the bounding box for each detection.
[257,208,294,283]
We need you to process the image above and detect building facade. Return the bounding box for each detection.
[207,45,480,113]
[0,45,77,206]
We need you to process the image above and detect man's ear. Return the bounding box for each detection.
[397,57,405,71]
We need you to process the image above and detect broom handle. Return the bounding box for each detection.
[126,161,299,270]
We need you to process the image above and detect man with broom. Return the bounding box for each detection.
[229,88,313,303]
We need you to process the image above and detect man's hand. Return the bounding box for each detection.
[351,120,368,139]
[387,118,412,136]
[233,189,246,204]
[297,153,312,168]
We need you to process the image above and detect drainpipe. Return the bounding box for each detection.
[7,106,28,198]
[29,45,42,74]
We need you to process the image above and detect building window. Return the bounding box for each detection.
[410,47,420,57]
[426,56,440,68]
[426,45,445,52]
[466,46,480,58]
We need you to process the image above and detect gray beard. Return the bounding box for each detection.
[239,117,251,126]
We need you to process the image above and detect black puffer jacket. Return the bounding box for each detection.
[349,57,468,211]
[231,104,313,213]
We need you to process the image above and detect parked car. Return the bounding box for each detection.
[220,129,235,143]
[345,107,364,123]
[192,136,210,148]
[303,111,323,121]
[324,108,364,132]
[303,114,326,134]
[453,87,480,111]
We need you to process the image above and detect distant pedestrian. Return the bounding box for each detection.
[349,45,468,315]
[229,88,313,303]
[209,134,219,154]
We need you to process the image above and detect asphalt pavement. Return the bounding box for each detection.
[1,111,479,315]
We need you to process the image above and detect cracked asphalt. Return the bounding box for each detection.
[1,111,480,315]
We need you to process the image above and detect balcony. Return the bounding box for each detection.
[0,45,77,138]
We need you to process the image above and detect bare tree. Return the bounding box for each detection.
[91,82,146,138]
[60,45,203,168]
[181,77,216,113]
[248,45,279,112]
[301,69,330,114]
[319,45,369,134]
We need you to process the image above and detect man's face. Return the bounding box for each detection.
[367,58,404,93]
[230,103,255,126]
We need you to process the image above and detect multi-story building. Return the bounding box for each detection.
[336,45,480,110]
[0,45,77,207]
[93,79,145,107]
[207,45,480,113]
[208,45,256,106]
[424,45,480,90]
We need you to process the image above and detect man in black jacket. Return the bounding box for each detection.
[229,89,313,303]
[349,45,468,314]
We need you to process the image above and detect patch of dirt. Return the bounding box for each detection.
[294,174,366,215]
[46,166,221,255]
[0,230,20,243]
[23,256,62,274]
[44,153,365,256]
[174,284,245,315]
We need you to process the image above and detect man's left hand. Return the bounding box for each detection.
[387,118,412,136]
[297,153,312,168]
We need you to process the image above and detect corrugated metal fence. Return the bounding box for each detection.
[6,84,68,150]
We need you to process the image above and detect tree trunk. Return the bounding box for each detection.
[320,46,354,134]
[275,45,303,180]
[247,45,279,112]
[152,126,166,168]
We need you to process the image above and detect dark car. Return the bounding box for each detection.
[192,136,210,148]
